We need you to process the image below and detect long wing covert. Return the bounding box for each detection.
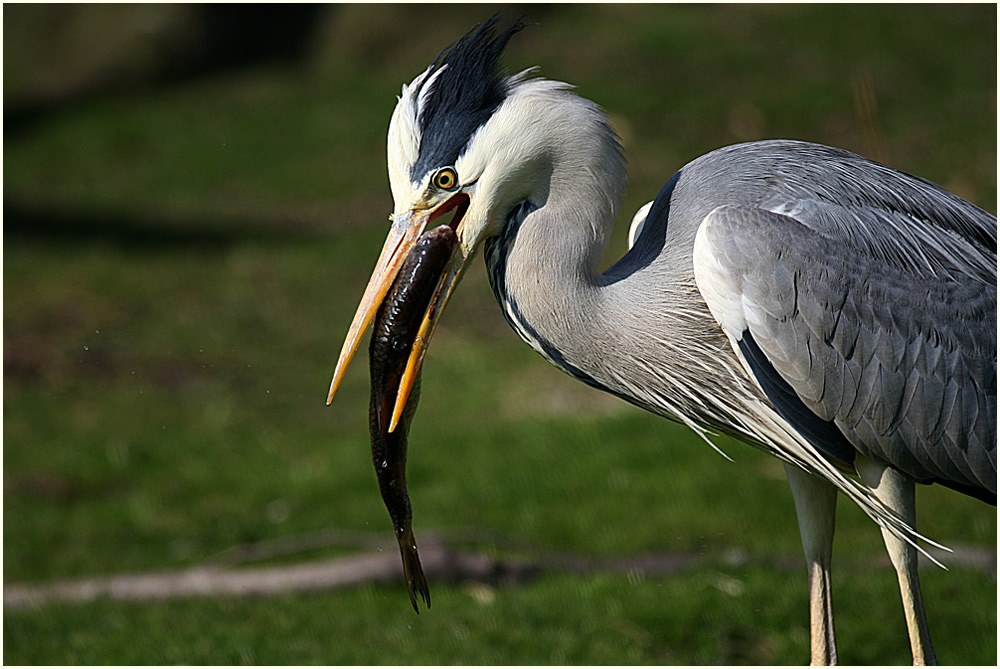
[693,204,996,503]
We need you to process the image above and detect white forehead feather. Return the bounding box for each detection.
[387,65,449,205]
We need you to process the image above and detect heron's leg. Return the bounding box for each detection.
[855,455,937,666]
[784,463,839,666]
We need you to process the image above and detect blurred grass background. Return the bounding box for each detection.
[3,4,996,665]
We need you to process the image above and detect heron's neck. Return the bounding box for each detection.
[485,164,751,438]
[484,147,627,384]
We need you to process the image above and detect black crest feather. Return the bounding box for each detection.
[410,15,526,182]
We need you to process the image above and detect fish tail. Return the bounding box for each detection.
[396,528,431,612]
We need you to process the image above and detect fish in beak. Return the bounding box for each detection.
[327,191,473,431]
[368,224,459,613]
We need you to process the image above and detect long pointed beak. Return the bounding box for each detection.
[326,214,427,405]
[387,234,470,431]
[327,192,472,408]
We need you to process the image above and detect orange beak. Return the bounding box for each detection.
[327,193,472,425]
[385,223,468,432]
[326,213,426,405]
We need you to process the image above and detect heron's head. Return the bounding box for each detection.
[328,16,622,420]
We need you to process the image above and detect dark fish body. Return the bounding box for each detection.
[369,224,455,612]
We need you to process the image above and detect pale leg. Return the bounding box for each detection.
[856,454,937,666]
[785,463,839,666]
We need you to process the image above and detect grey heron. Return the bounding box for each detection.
[327,17,996,665]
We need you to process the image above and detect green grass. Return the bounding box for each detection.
[4,567,996,665]
[4,4,996,665]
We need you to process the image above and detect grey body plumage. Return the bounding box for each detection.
[486,133,997,506]
[330,16,996,664]
[613,140,995,500]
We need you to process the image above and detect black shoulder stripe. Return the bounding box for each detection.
[738,331,857,464]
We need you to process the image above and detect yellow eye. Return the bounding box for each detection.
[433,168,458,190]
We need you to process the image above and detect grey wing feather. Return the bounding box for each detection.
[748,141,997,285]
[697,203,996,500]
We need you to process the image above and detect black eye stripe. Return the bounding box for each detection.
[409,18,525,182]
